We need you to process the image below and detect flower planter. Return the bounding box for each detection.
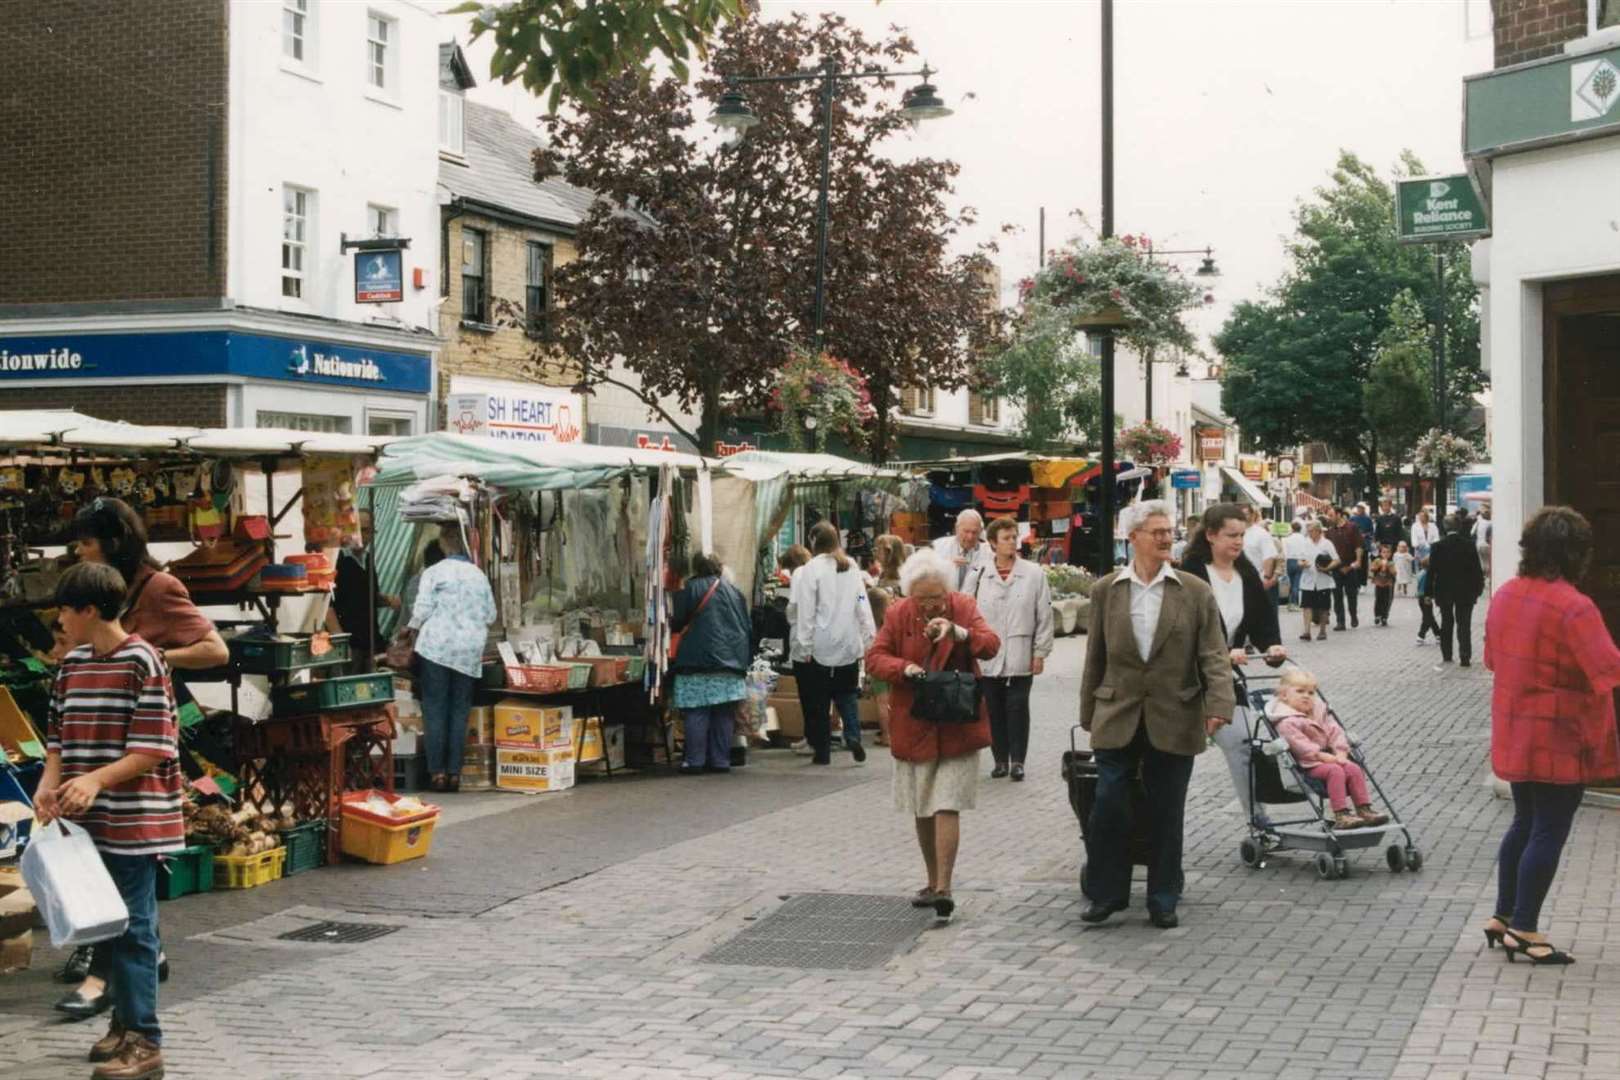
[1072,304,1130,331]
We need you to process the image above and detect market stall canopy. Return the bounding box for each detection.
[721,450,909,483]
[891,451,1096,489]
[0,410,395,458]
[371,432,718,491]
[1219,464,1274,509]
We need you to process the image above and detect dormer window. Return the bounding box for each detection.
[438,41,476,159]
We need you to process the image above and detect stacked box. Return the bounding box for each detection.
[495,746,577,793]
[493,699,574,749]
[576,718,625,772]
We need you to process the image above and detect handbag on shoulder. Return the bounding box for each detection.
[912,670,980,724]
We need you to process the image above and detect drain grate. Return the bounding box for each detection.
[701,893,935,970]
[276,920,401,945]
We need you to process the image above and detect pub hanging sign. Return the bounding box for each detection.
[354,250,404,304]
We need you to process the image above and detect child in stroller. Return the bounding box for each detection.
[1266,669,1390,831]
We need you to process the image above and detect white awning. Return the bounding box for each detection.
[1219,465,1273,508]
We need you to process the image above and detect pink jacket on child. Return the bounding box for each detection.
[1265,697,1351,765]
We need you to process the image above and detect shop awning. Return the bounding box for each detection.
[1219,465,1273,508]
[721,450,908,482]
[0,411,397,458]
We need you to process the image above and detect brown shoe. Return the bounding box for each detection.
[88,1022,126,1063]
[1331,809,1362,830]
[1355,804,1390,827]
[91,1033,163,1080]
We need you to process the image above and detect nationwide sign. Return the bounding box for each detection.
[1395,175,1489,243]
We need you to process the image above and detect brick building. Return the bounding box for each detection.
[0,1,444,433]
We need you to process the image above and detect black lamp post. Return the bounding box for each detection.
[710,62,953,347]
[1139,243,1218,422]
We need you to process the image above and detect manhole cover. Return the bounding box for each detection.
[701,893,934,970]
[276,920,400,944]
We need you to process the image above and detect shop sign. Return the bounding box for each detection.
[1395,175,1489,243]
[1196,426,1225,461]
[448,387,582,443]
[0,330,431,393]
[354,250,404,303]
[714,440,757,458]
[634,434,680,452]
[1275,455,1297,479]
[1465,44,1620,158]
[1170,469,1201,490]
[1239,455,1265,481]
[1297,463,1313,484]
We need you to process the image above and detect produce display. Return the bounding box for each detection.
[184,802,295,857]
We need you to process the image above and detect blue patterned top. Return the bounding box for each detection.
[672,672,747,709]
[408,556,497,678]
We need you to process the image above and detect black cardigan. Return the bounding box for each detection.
[1178,553,1282,652]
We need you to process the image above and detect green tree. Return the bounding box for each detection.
[452,0,745,111]
[1364,290,1436,498]
[1215,151,1484,500]
[985,300,1102,453]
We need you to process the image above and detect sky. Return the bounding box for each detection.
[450,0,1494,354]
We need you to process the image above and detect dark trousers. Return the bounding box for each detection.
[982,675,1033,766]
[101,853,162,1044]
[1085,725,1195,915]
[1374,585,1393,623]
[1495,781,1584,932]
[1417,598,1441,640]
[1438,598,1476,662]
[795,660,860,762]
[419,657,474,777]
[1332,571,1359,626]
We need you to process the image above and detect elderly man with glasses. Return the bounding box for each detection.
[1079,500,1234,928]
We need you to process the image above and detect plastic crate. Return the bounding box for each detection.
[272,672,395,716]
[623,656,646,680]
[213,846,287,890]
[230,632,352,674]
[157,844,215,900]
[279,822,327,877]
[505,664,590,694]
[340,790,439,865]
[575,657,628,687]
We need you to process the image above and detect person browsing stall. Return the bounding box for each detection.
[791,523,877,765]
[932,509,993,592]
[669,552,753,775]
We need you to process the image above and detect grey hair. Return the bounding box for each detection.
[1120,499,1174,536]
[954,508,984,530]
[899,548,953,596]
[437,521,466,555]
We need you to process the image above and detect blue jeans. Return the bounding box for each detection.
[1496,781,1584,932]
[831,690,862,750]
[101,852,161,1044]
[419,657,474,778]
[682,705,734,769]
[1085,725,1195,915]
[1285,560,1303,606]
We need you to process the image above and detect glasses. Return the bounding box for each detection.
[1140,528,1174,539]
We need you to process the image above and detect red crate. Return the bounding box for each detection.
[505,665,573,694]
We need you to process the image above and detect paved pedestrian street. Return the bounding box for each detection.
[2,596,1615,1080]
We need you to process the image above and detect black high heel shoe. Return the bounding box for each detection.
[56,945,94,984]
[1503,929,1575,965]
[54,986,111,1021]
[1482,916,1509,950]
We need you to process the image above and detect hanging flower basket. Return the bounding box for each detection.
[1412,428,1478,475]
[1072,304,1130,331]
[1117,420,1184,468]
[1023,236,1204,354]
[767,349,875,451]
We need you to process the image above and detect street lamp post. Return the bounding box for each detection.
[1138,244,1218,423]
[710,62,953,347]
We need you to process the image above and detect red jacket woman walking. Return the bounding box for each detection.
[1483,506,1620,965]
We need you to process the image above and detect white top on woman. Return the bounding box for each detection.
[1411,518,1440,553]
[789,553,877,667]
[1283,530,1316,564]
[1297,536,1341,592]
[1207,566,1246,639]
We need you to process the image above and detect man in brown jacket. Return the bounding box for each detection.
[1080,500,1235,928]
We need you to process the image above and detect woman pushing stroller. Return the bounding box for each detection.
[1267,669,1389,830]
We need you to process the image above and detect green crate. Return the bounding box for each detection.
[230,633,353,674]
[158,844,215,901]
[272,672,395,716]
[564,663,591,690]
[280,821,327,877]
[623,656,646,680]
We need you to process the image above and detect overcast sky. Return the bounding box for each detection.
[454,0,1494,351]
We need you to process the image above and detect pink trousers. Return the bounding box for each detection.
[1306,761,1370,811]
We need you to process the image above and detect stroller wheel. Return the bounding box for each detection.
[1386,846,1405,873]
[1239,838,1262,868]
[1314,852,1335,880]
[1404,848,1423,872]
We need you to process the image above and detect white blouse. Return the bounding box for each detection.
[1207,566,1246,640]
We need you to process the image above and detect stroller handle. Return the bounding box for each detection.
[1231,648,1297,691]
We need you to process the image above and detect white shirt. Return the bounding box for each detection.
[931,534,992,592]
[1411,520,1440,552]
[1242,524,1277,577]
[1283,531,1315,562]
[790,554,876,667]
[1297,537,1340,592]
[1207,565,1246,640]
[1119,559,1176,662]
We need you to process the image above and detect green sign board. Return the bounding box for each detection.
[1395,174,1489,243]
[1464,44,1620,158]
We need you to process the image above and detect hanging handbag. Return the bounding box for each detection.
[912,669,980,725]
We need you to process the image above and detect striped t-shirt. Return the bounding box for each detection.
[45,635,184,855]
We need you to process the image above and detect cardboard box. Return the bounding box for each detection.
[859,692,881,731]
[495,746,576,794]
[0,865,36,942]
[768,694,804,739]
[493,700,574,748]
[466,706,492,747]
[0,687,44,761]
[0,931,30,974]
[577,719,625,770]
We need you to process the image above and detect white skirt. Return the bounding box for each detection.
[892,750,981,817]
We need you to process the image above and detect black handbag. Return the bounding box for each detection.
[912,670,980,725]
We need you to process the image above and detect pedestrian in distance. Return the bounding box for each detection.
[1242,505,1281,614]
[1078,500,1235,929]
[1295,521,1340,641]
[1282,520,1312,613]
[1394,540,1416,596]
[327,508,401,670]
[971,516,1055,782]
[1373,498,1405,552]
[791,522,877,765]
[669,551,753,775]
[1326,507,1365,630]
[1482,506,1620,966]
[402,523,497,792]
[865,548,1001,922]
[1370,543,1397,627]
[1428,510,1486,668]
[1410,509,1440,562]
[931,508,992,592]
[1473,504,1494,587]
[1178,502,1287,826]
[1349,503,1376,590]
[1414,555,1442,645]
[35,562,181,1080]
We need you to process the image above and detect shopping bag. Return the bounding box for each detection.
[20,819,130,948]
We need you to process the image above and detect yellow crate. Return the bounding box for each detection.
[213,847,286,890]
[340,809,439,865]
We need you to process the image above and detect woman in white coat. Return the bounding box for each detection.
[791,521,877,766]
[973,516,1055,781]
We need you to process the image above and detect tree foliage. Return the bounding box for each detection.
[984,299,1102,454]
[451,0,745,111]
[533,14,995,456]
[1214,151,1484,499]
[1363,290,1435,472]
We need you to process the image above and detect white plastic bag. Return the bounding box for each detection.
[20,819,130,948]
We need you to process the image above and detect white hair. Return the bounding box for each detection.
[1119,499,1173,537]
[954,508,984,530]
[899,548,953,596]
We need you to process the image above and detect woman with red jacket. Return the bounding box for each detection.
[866,549,1000,921]
[1483,506,1620,965]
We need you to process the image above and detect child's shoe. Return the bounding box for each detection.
[1355,804,1390,827]
[1331,809,1362,830]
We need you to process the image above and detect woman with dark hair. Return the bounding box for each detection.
[790,522,877,765]
[56,497,226,1019]
[669,552,752,775]
[1178,503,1287,824]
[1482,506,1620,966]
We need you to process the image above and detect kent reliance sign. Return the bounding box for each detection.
[1395,174,1489,244]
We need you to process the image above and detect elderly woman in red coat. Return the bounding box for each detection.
[1483,506,1620,965]
[866,548,1001,921]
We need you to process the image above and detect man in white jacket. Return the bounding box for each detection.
[932,509,993,593]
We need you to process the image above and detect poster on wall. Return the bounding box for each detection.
[446,384,583,443]
[355,250,404,303]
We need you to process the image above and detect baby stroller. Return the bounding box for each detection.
[1233,661,1422,880]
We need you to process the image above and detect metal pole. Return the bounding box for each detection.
[1039,207,1046,268]
[1434,247,1449,528]
[1144,350,1153,423]
[811,65,836,347]
[1097,0,1116,576]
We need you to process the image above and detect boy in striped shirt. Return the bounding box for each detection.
[37,562,180,1080]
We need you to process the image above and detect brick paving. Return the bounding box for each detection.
[1,591,1615,1079]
